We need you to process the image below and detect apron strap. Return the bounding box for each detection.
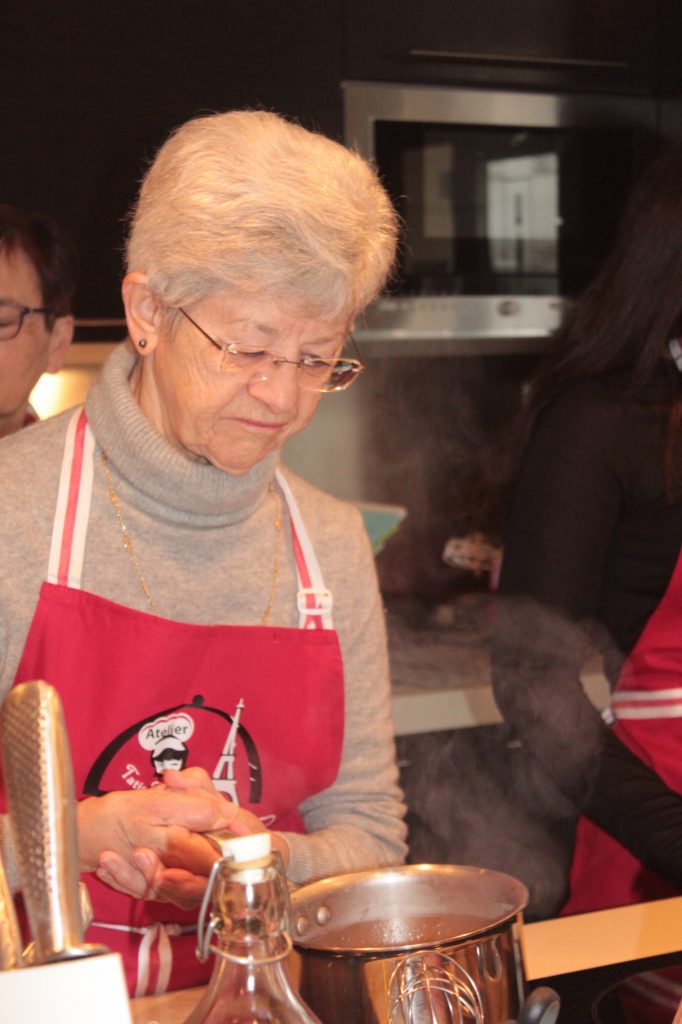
[46,415,333,629]
[275,468,334,630]
[47,407,95,588]
[137,921,175,997]
[92,920,193,997]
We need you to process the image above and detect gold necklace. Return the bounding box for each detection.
[100,450,282,623]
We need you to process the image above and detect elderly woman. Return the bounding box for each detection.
[0,110,406,994]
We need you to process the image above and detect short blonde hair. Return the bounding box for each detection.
[126,110,398,318]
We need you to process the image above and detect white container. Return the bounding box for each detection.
[0,952,132,1023]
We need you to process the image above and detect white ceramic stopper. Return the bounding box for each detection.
[226,832,272,863]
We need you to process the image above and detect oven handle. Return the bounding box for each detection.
[408,48,628,70]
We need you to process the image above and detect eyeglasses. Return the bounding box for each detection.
[178,307,365,393]
[0,301,52,341]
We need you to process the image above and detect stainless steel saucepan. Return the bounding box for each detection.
[289,864,559,1024]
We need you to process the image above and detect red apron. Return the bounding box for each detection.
[4,408,344,994]
[562,543,682,915]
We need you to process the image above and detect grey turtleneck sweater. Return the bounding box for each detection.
[0,342,407,887]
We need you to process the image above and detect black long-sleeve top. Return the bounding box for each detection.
[492,360,682,896]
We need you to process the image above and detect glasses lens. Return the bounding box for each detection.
[312,359,364,392]
[0,304,22,340]
[220,344,269,374]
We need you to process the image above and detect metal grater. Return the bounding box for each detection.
[1,680,105,963]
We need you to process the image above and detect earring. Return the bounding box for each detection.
[138,338,148,349]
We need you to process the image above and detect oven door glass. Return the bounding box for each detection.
[375,121,636,299]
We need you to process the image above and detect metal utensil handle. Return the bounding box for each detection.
[21,881,96,966]
[389,952,484,1024]
[0,848,23,969]
[1,680,100,962]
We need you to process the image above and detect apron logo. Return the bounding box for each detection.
[211,698,243,802]
[82,695,263,805]
[138,713,195,777]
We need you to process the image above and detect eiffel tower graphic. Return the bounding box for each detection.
[212,698,244,803]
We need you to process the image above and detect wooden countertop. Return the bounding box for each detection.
[128,897,682,1021]
[522,896,682,980]
[130,986,204,1024]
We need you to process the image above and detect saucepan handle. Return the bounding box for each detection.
[515,985,561,1024]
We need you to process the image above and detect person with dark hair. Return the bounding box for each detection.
[0,205,76,437]
[491,143,682,916]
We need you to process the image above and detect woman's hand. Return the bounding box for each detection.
[88,767,290,908]
[78,767,240,898]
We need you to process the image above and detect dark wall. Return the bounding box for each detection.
[346,0,660,94]
[1,2,344,326]
[4,0,682,330]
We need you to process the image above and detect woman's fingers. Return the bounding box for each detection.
[96,849,162,900]
[135,785,241,833]
[95,845,207,909]
[161,767,215,792]
[133,847,165,888]
[163,830,222,875]
[82,769,280,901]
[153,868,209,910]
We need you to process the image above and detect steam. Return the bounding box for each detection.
[392,593,618,920]
[290,347,616,919]
[364,354,521,600]
[342,352,614,919]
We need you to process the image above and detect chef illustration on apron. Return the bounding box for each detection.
[6,407,345,995]
[562,541,682,915]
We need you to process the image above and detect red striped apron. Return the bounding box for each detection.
[4,407,345,994]
[562,543,682,914]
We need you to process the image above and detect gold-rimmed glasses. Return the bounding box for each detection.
[178,307,364,393]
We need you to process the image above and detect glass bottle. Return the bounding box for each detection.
[185,832,322,1024]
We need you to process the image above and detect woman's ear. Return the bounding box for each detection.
[121,273,162,354]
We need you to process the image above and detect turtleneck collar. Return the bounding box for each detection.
[85,342,279,525]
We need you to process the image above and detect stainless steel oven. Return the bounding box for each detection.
[344,81,657,353]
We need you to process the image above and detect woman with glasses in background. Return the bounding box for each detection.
[0,109,406,995]
[0,204,75,437]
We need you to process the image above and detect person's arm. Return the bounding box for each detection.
[498,385,629,620]
[281,508,408,883]
[493,384,682,888]
[584,729,682,886]
[492,386,628,803]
